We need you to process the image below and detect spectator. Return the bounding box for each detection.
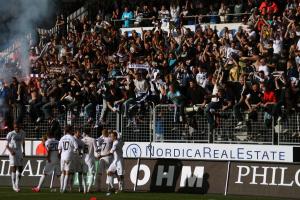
[167,83,185,123]
[48,115,62,141]
[121,6,133,28]
[158,5,170,27]
[259,0,278,16]
[36,135,47,156]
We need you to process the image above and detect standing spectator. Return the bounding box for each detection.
[158,5,170,27]
[259,0,278,16]
[35,135,48,156]
[170,2,180,26]
[10,77,26,124]
[167,83,185,123]
[121,6,133,28]
[48,115,62,141]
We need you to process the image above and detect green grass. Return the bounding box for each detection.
[0,188,288,200]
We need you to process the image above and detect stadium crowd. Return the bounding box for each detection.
[0,0,300,136]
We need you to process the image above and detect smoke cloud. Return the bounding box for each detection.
[0,0,54,81]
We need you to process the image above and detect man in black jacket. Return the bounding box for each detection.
[48,115,62,141]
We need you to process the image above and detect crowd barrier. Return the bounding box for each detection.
[0,104,299,145]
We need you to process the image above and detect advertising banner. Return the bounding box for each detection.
[124,142,293,163]
[132,159,228,194]
[0,140,294,162]
[0,156,227,194]
[228,162,300,199]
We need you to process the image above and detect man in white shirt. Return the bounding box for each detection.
[258,58,270,76]
[58,125,78,193]
[32,133,60,192]
[81,128,97,193]
[96,129,113,190]
[100,131,124,196]
[6,123,25,192]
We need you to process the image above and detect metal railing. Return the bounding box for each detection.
[111,12,251,28]
[37,6,88,37]
[1,104,299,145]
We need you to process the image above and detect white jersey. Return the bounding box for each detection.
[45,138,59,163]
[97,136,113,156]
[6,130,25,153]
[58,134,78,161]
[81,135,97,162]
[74,136,84,156]
[110,139,124,162]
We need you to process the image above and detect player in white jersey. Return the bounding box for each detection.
[71,129,85,192]
[100,131,124,196]
[96,129,113,191]
[81,128,97,193]
[6,123,25,192]
[58,125,78,193]
[32,133,60,192]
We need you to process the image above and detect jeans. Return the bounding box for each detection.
[84,103,95,122]
[100,99,107,122]
[204,101,222,128]
[233,102,246,122]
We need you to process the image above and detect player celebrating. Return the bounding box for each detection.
[58,125,78,193]
[100,131,124,196]
[81,127,97,193]
[32,132,60,192]
[6,123,25,192]
[96,129,113,191]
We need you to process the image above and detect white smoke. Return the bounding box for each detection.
[0,0,53,81]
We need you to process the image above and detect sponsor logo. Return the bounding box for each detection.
[235,165,300,187]
[123,142,293,162]
[126,144,142,158]
[130,164,205,188]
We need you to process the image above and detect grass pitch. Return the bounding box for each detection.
[0,188,288,200]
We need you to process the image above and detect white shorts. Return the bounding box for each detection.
[43,161,60,176]
[9,152,23,167]
[60,159,72,172]
[108,159,124,176]
[98,157,112,175]
[83,159,95,174]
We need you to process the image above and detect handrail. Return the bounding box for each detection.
[111,12,252,22]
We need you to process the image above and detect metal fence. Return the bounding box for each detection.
[0,105,117,140]
[1,104,300,145]
[212,110,274,144]
[153,104,209,143]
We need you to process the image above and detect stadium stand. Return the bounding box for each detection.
[0,0,300,145]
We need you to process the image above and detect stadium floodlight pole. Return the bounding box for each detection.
[224,161,231,196]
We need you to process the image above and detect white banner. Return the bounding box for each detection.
[123,142,294,163]
[0,140,294,163]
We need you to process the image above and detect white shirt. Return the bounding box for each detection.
[110,139,124,162]
[6,130,25,153]
[97,136,113,156]
[258,65,270,76]
[74,136,85,158]
[297,39,300,51]
[82,135,97,162]
[211,84,219,103]
[196,72,208,88]
[273,38,282,54]
[134,79,149,95]
[45,138,59,163]
[58,134,78,160]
